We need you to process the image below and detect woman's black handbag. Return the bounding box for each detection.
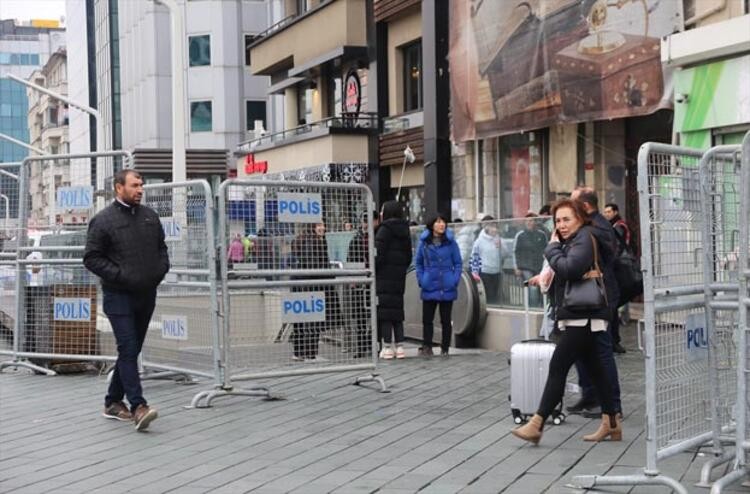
[562,234,608,311]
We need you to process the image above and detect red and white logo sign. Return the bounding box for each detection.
[344,70,361,114]
[244,154,268,175]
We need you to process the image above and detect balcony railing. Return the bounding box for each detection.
[238,112,379,152]
[252,0,334,42]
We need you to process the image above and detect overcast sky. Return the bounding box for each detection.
[0,0,66,24]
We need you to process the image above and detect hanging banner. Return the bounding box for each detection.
[449,0,683,141]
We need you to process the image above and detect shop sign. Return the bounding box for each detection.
[344,70,361,114]
[245,154,268,175]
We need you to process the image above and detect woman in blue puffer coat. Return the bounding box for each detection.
[415,214,462,357]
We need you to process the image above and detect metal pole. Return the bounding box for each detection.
[7,74,104,153]
[0,194,8,236]
[154,0,187,184]
[0,132,48,156]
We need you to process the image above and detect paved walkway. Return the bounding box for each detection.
[0,329,747,493]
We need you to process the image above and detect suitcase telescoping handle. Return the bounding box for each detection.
[523,280,531,340]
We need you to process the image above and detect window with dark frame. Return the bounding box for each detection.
[188,35,211,67]
[190,101,212,132]
[246,100,267,131]
[402,40,423,112]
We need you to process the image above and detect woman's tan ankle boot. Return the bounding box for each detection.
[511,414,544,445]
[583,413,622,442]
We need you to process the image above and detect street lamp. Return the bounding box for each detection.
[7,74,104,153]
[153,0,187,184]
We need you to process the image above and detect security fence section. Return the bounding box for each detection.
[572,136,750,493]
[190,179,384,408]
[0,151,132,375]
[138,180,220,383]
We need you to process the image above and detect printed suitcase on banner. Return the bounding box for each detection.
[508,284,565,424]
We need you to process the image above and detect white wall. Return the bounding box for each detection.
[111,0,271,152]
[65,0,91,162]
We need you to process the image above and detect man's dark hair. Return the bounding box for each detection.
[539,204,551,216]
[604,203,619,213]
[576,188,599,210]
[113,169,142,191]
[525,212,538,218]
[480,215,494,222]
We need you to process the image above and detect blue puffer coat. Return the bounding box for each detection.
[415,228,463,302]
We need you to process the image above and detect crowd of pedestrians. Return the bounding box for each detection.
[85,174,636,441]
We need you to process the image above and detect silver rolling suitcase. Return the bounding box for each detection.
[508,284,565,425]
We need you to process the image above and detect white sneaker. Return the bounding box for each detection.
[379,347,395,360]
[395,346,406,359]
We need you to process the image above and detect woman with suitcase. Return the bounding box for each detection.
[512,198,621,445]
[414,214,462,357]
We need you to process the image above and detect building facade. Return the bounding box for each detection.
[240,0,376,201]
[74,0,272,180]
[26,50,71,227]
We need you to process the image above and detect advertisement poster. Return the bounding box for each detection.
[449,0,682,141]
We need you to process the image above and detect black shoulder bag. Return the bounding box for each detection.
[562,233,608,311]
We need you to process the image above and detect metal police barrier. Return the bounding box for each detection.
[0,162,21,347]
[696,144,743,487]
[573,143,709,494]
[190,179,385,408]
[135,180,221,384]
[0,151,132,375]
[710,131,750,492]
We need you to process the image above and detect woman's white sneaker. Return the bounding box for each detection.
[395,346,406,359]
[379,347,395,360]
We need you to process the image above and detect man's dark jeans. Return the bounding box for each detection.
[576,322,622,413]
[104,288,157,413]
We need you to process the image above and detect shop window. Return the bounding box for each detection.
[188,35,211,67]
[297,87,313,126]
[244,34,260,66]
[190,101,212,132]
[246,100,267,131]
[499,132,547,219]
[402,40,423,112]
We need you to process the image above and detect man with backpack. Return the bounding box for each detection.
[603,203,630,256]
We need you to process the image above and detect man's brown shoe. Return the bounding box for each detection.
[133,404,158,431]
[102,401,133,422]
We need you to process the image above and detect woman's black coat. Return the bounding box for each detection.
[544,225,611,322]
[375,218,412,321]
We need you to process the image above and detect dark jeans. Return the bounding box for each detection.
[576,315,622,413]
[423,300,453,351]
[380,319,404,344]
[538,323,615,420]
[104,288,157,412]
[610,307,621,345]
[291,322,322,358]
[480,273,500,305]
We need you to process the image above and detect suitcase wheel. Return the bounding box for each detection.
[552,413,566,426]
[513,416,523,425]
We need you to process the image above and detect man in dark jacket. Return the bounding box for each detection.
[374,201,412,359]
[566,187,622,417]
[84,169,169,431]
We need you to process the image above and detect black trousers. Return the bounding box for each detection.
[380,319,404,344]
[422,300,453,351]
[104,288,157,412]
[537,323,615,420]
[291,322,322,359]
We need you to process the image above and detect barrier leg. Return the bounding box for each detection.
[353,373,388,393]
[696,451,736,488]
[709,468,748,494]
[571,473,688,494]
[187,385,282,409]
[0,358,56,376]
